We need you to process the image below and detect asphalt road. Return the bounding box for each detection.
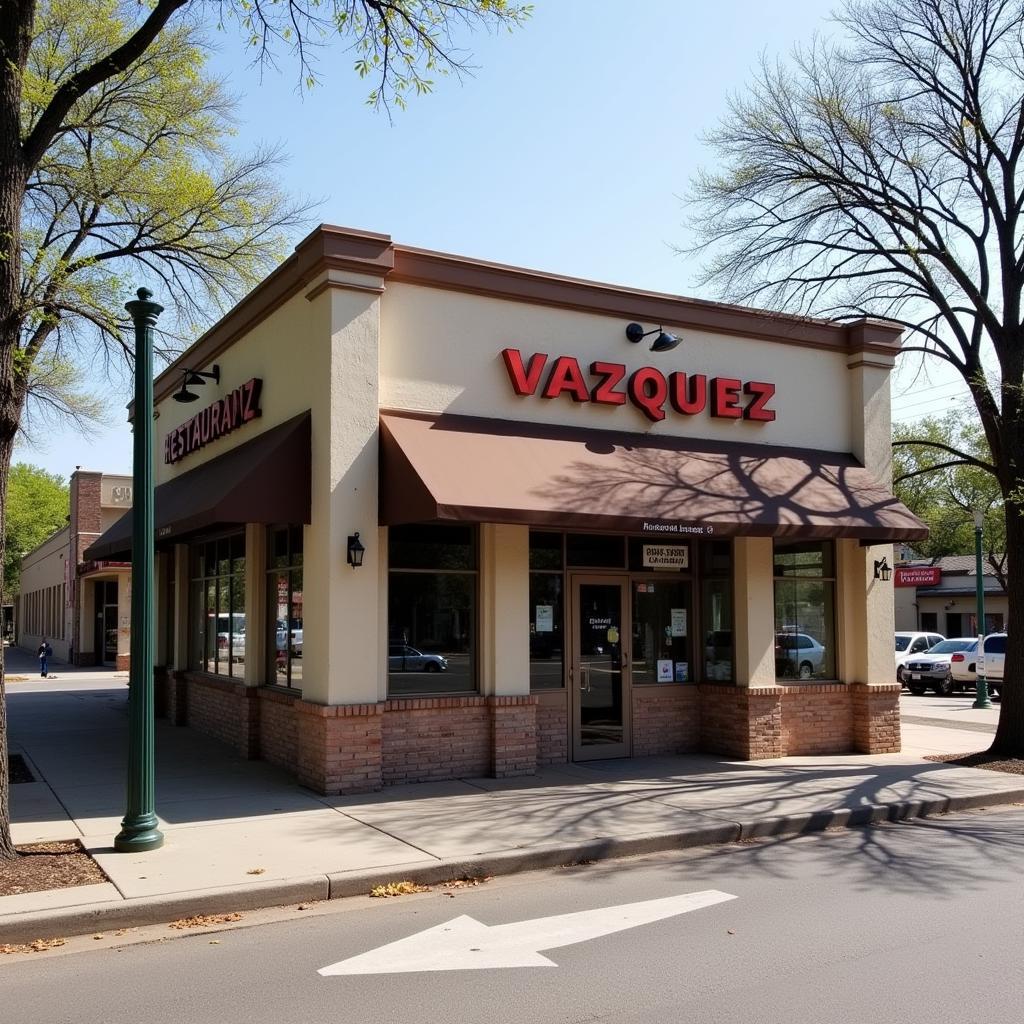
[3,804,1022,1024]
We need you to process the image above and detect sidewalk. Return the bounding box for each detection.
[3,657,1022,943]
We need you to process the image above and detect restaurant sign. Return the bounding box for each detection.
[894,566,942,588]
[642,544,690,570]
[164,378,263,464]
[501,349,776,424]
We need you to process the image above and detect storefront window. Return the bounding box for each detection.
[701,542,734,682]
[189,533,245,677]
[529,531,563,690]
[632,579,692,683]
[773,539,836,680]
[566,533,625,569]
[268,526,303,689]
[388,524,477,696]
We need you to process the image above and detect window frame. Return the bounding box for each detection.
[188,529,246,678]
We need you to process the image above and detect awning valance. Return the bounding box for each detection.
[379,412,927,541]
[84,413,311,561]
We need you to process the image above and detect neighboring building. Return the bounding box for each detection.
[86,225,926,794]
[18,471,133,668]
[893,555,1006,636]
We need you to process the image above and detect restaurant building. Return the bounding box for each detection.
[19,470,133,668]
[87,225,926,793]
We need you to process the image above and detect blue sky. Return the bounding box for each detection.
[17,0,969,477]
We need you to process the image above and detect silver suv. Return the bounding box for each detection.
[979,633,1007,697]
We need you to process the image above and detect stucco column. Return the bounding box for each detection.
[243,523,267,685]
[836,538,894,684]
[732,537,776,686]
[301,281,384,706]
[172,543,189,670]
[480,524,530,697]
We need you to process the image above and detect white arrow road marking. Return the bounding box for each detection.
[319,889,737,976]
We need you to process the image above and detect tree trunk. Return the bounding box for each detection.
[0,0,30,860]
[990,490,1024,755]
[0,426,19,859]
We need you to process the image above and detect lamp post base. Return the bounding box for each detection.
[114,817,164,852]
[972,675,994,710]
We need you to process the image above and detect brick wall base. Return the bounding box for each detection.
[537,694,568,765]
[851,683,901,753]
[115,654,130,672]
[152,678,899,795]
[632,686,701,756]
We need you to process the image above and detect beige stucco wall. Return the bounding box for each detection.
[379,283,855,454]
[18,527,72,661]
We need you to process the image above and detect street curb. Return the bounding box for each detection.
[2,789,1022,945]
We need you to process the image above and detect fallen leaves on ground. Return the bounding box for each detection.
[440,875,491,890]
[1,937,67,955]
[369,881,430,898]
[0,840,108,897]
[246,868,266,875]
[168,913,243,930]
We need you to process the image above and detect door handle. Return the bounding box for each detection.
[578,665,590,692]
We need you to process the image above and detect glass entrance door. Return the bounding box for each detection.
[571,576,630,761]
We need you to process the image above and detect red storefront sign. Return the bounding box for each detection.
[501,349,776,424]
[894,566,942,587]
[164,377,262,464]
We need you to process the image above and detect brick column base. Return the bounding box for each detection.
[850,682,901,753]
[490,695,537,777]
[115,654,130,672]
[295,700,383,795]
[700,685,784,759]
[165,670,189,726]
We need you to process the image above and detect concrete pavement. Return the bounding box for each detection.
[3,650,1021,943]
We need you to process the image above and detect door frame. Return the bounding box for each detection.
[569,573,631,761]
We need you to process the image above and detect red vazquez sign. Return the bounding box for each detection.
[501,349,776,424]
[894,566,942,587]
[164,378,263,464]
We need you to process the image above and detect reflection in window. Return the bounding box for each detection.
[189,533,245,677]
[268,526,303,689]
[529,532,563,690]
[388,524,477,696]
[773,540,836,680]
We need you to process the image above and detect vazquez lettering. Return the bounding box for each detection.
[500,349,776,424]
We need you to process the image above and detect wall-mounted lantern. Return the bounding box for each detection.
[873,557,892,581]
[346,532,365,568]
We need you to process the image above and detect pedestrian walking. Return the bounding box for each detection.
[38,638,52,677]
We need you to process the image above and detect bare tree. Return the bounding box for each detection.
[688,0,1024,754]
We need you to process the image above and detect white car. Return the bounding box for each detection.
[775,632,828,679]
[949,639,980,687]
[978,633,1007,697]
[902,638,979,696]
[895,631,945,684]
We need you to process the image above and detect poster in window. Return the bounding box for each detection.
[535,605,554,633]
[670,608,687,637]
[675,661,689,682]
[657,659,674,682]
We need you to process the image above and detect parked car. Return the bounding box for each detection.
[979,632,1007,697]
[949,638,980,687]
[276,619,303,657]
[895,631,946,684]
[388,644,448,673]
[775,632,827,679]
[902,638,979,695]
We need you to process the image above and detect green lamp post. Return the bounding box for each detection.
[972,508,993,710]
[114,288,165,852]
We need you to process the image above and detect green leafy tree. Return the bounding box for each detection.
[2,463,69,601]
[893,413,1006,587]
[0,0,530,857]
[688,0,1024,757]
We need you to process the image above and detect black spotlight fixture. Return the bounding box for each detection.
[873,557,893,582]
[625,322,682,353]
[172,363,220,403]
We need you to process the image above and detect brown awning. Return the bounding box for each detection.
[380,412,928,541]
[84,413,311,560]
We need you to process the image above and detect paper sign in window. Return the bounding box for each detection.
[670,608,687,636]
[535,605,554,632]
